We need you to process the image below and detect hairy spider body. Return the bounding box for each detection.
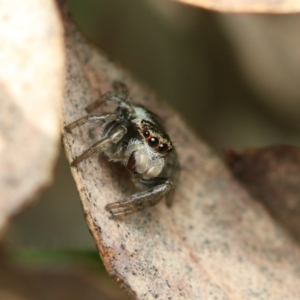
[64,81,178,218]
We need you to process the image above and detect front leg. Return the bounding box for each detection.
[64,113,119,133]
[105,177,173,218]
[86,81,131,113]
[71,125,127,166]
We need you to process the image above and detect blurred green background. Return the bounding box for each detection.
[4,0,300,271]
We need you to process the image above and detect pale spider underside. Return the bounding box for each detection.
[64,81,179,218]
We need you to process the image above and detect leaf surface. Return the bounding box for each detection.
[226,145,300,243]
[61,5,300,300]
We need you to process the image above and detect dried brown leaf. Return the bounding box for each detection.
[0,0,65,235]
[226,145,300,243]
[61,5,300,300]
[175,0,300,13]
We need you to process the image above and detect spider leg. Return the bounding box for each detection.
[71,125,127,166]
[86,100,103,113]
[105,178,173,218]
[163,149,180,207]
[102,92,134,113]
[86,81,134,114]
[112,81,129,99]
[64,113,119,133]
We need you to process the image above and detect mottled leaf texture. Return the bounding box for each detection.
[0,0,64,235]
[175,0,300,13]
[226,145,300,243]
[61,5,300,300]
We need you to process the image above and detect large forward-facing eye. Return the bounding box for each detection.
[158,143,169,154]
[148,137,159,148]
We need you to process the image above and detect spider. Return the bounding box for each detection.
[64,81,178,218]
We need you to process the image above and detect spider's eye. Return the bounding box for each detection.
[143,130,150,137]
[148,137,159,148]
[158,143,169,154]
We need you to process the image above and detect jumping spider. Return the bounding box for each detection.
[64,81,178,218]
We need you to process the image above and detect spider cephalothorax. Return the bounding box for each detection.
[64,81,178,218]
